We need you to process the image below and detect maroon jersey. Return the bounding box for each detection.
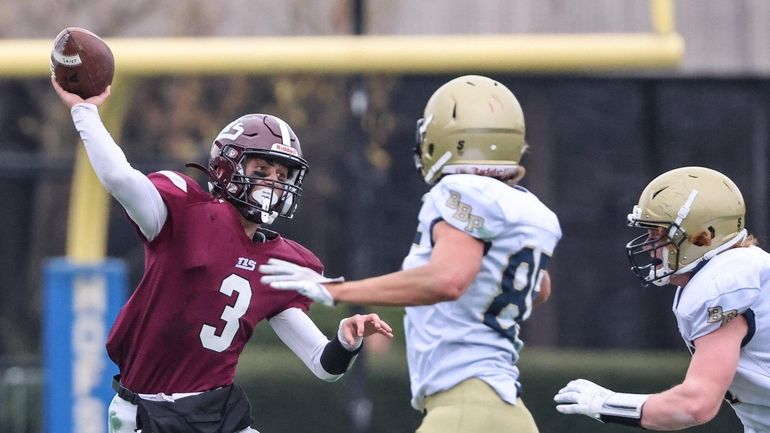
[106,171,318,393]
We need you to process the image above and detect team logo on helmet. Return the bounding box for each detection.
[271,143,298,157]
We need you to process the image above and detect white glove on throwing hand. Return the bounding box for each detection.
[259,258,343,307]
[554,379,649,426]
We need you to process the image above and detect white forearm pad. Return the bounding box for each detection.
[269,308,341,382]
[599,393,650,427]
[337,319,363,351]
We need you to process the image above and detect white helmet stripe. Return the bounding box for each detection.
[275,117,291,147]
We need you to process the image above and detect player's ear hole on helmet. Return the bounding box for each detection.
[691,228,715,247]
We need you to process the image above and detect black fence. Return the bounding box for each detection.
[1,74,768,357]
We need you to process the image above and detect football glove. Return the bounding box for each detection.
[259,258,343,307]
[554,379,649,427]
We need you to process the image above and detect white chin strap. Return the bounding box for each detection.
[652,230,748,287]
[676,229,748,275]
[251,187,279,225]
[424,151,452,183]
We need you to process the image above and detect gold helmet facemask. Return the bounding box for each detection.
[414,75,526,185]
[625,167,747,286]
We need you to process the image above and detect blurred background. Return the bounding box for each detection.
[1,0,768,432]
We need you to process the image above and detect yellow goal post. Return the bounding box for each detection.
[0,0,682,262]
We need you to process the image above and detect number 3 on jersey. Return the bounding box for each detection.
[484,247,550,343]
[199,274,252,352]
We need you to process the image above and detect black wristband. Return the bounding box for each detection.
[320,336,362,375]
[599,414,644,429]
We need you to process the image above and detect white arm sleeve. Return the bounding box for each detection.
[71,103,167,241]
[268,308,343,382]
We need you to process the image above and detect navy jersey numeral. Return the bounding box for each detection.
[483,247,549,343]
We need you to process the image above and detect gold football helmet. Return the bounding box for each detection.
[626,166,747,286]
[414,75,526,185]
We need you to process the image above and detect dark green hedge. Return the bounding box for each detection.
[0,346,742,432]
[236,346,742,433]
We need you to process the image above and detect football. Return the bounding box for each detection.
[51,27,114,99]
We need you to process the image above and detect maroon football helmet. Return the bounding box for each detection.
[206,114,309,224]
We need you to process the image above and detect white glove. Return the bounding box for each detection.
[554,379,649,426]
[259,258,343,307]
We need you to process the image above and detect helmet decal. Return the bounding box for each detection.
[271,143,298,156]
[216,120,245,142]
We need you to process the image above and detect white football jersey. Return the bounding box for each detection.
[402,174,561,410]
[673,246,770,432]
